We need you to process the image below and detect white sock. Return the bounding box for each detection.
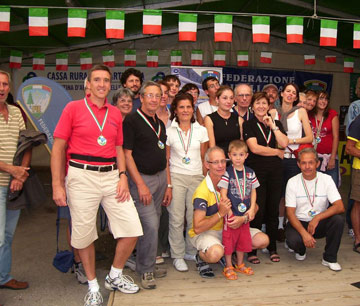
[88,278,99,292]
[278,217,284,229]
[109,265,123,279]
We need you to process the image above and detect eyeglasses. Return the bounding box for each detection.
[207,159,227,165]
[236,94,251,98]
[143,93,161,99]
[208,84,220,89]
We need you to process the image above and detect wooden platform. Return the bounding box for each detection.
[109,235,360,306]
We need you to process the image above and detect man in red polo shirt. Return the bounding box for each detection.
[51,65,143,306]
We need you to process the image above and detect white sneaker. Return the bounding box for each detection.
[322,259,342,271]
[295,253,306,261]
[84,290,103,306]
[183,253,196,261]
[173,258,188,272]
[104,273,140,294]
[284,241,294,253]
[155,256,164,264]
[74,262,88,284]
[161,251,170,258]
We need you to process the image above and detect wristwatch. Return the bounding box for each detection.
[293,139,296,144]
[167,184,173,188]
[272,127,279,132]
[119,171,127,177]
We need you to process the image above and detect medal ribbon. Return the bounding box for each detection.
[137,109,162,140]
[301,175,318,208]
[176,124,193,156]
[233,167,246,201]
[257,122,272,145]
[314,116,324,149]
[84,98,108,134]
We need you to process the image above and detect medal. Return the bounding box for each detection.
[158,140,165,150]
[176,124,193,164]
[182,156,191,164]
[301,175,318,219]
[137,109,165,150]
[314,117,324,148]
[315,136,321,144]
[233,167,247,214]
[308,210,316,218]
[97,135,107,146]
[238,203,247,213]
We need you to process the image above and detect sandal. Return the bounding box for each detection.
[247,255,260,264]
[234,263,254,275]
[269,251,280,262]
[222,266,238,280]
[353,242,360,254]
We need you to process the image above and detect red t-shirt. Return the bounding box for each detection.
[53,97,123,165]
[309,108,337,154]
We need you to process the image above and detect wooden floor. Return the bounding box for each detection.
[109,234,360,306]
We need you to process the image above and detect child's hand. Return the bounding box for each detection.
[245,209,255,222]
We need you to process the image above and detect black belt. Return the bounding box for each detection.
[70,153,116,163]
[69,161,117,172]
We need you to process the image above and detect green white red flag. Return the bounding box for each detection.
[214,50,226,66]
[325,55,336,63]
[33,52,45,70]
[147,50,159,67]
[237,51,249,67]
[214,15,232,42]
[56,53,68,71]
[304,55,315,65]
[178,13,197,41]
[260,51,272,64]
[252,16,270,43]
[191,50,203,66]
[0,7,10,31]
[9,50,22,69]
[68,9,87,37]
[29,8,48,36]
[354,24,360,49]
[143,10,162,35]
[106,10,124,39]
[286,17,303,44]
[80,52,92,70]
[344,58,354,73]
[170,50,182,66]
[320,19,337,46]
[124,50,136,66]
[102,50,115,67]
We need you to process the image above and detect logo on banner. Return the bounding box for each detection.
[303,80,327,91]
[22,84,52,119]
[201,70,221,81]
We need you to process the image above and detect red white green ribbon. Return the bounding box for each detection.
[84,98,108,133]
[176,124,193,156]
[233,166,246,201]
[257,122,272,145]
[301,175,318,207]
[137,109,161,140]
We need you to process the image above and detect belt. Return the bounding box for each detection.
[69,161,117,172]
[284,152,295,159]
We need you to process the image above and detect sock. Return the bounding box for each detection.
[278,217,284,229]
[109,265,123,279]
[88,278,99,292]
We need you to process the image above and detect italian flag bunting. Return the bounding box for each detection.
[124,50,136,66]
[33,52,45,70]
[102,50,115,67]
[286,17,303,44]
[68,9,87,37]
[304,55,315,65]
[170,50,182,66]
[325,55,336,63]
[191,50,203,66]
[178,13,197,41]
[80,52,92,70]
[260,51,272,64]
[344,58,354,73]
[237,51,249,67]
[214,15,232,42]
[147,50,159,67]
[354,24,360,49]
[9,50,22,69]
[320,19,337,46]
[106,10,124,39]
[143,10,162,35]
[0,6,10,31]
[29,8,48,36]
[214,50,226,66]
[252,16,270,43]
[56,53,68,71]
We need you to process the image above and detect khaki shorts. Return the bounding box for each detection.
[66,165,143,249]
[351,168,360,202]
[250,227,261,238]
[189,230,223,253]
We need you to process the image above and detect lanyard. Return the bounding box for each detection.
[176,124,193,156]
[301,175,318,207]
[233,166,246,201]
[84,98,108,134]
[137,109,162,140]
[257,122,272,145]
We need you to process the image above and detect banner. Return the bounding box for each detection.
[16,77,73,151]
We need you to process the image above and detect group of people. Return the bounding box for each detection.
[0,65,355,306]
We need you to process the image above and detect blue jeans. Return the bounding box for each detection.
[0,186,21,285]
[318,158,339,187]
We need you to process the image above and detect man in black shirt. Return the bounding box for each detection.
[123,81,172,290]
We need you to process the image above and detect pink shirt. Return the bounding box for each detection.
[54,97,123,165]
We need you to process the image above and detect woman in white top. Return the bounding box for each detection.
[166,93,209,272]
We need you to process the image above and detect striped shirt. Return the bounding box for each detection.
[0,104,26,186]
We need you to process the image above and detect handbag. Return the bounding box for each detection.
[53,208,74,273]
[288,143,314,159]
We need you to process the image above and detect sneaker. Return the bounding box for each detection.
[124,255,136,272]
[184,253,196,261]
[161,251,170,258]
[104,273,140,294]
[218,256,226,268]
[284,241,294,253]
[349,229,355,239]
[322,259,342,271]
[154,266,167,278]
[74,262,88,284]
[295,253,306,261]
[155,256,164,265]
[141,272,156,289]
[84,290,103,306]
[173,259,188,272]
[261,248,269,254]
[195,252,215,278]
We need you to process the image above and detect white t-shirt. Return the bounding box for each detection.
[285,172,341,222]
[166,121,209,175]
[197,101,218,119]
